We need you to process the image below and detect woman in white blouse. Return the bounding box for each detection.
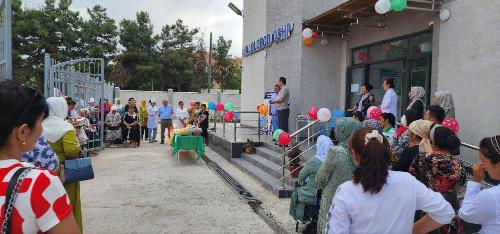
[326,127,455,234]
[459,135,500,233]
[175,101,189,128]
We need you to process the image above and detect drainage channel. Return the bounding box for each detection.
[202,156,289,234]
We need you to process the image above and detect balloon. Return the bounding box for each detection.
[366,106,377,118]
[273,129,284,141]
[391,0,407,12]
[303,37,314,46]
[375,0,391,14]
[216,103,224,111]
[442,118,460,134]
[358,51,368,62]
[320,38,329,46]
[317,108,332,122]
[224,102,234,111]
[369,107,382,120]
[258,105,268,115]
[419,42,432,53]
[278,132,292,146]
[312,31,319,39]
[208,102,216,110]
[331,110,346,118]
[308,106,319,121]
[302,28,313,39]
[224,111,235,122]
[257,104,263,111]
[203,101,208,108]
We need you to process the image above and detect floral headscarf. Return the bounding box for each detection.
[362,119,383,132]
[407,86,425,110]
[335,117,362,148]
[408,119,435,154]
[434,91,455,118]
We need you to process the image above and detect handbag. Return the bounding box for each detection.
[63,155,94,183]
[107,125,119,130]
[2,167,32,233]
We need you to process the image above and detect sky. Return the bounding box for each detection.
[23,0,244,56]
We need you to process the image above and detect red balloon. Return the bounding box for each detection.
[224,111,234,122]
[312,32,319,39]
[369,107,382,120]
[358,51,368,62]
[442,118,460,134]
[308,106,319,121]
[278,132,291,146]
[216,103,224,111]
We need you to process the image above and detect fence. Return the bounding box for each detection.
[44,54,114,152]
[0,0,12,80]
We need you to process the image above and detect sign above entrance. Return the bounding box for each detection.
[243,22,294,57]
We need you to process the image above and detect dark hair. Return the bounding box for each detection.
[367,94,375,103]
[0,80,49,149]
[179,101,184,105]
[432,126,461,155]
[279,77,287,85]
[274,84,279,88]
[480,136,500,164]
[427,105,445,123]
[128,97,134,101]
[381,113,396,127]
[361,83,373,91]
[351,127,391,194]
[404,109,419,126]
[384,79,395,88]
[352,111,364,122]
[201,104,207,108]
[66,97,76,106]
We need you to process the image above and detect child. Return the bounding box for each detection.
[380,113,397,147]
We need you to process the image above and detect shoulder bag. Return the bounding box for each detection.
[2,167,32,234]
[63,153,94,183]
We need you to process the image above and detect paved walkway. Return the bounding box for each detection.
[80,141,273,233]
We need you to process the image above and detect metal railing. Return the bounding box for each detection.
[460,142,497,188]
[216,111,262,143]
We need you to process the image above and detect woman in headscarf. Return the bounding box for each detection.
[392,119,433,172]
[407,86,425,119]
[433,91,455,118]
[289,135,333,225]
[315,118,362,234]
[391,109,419,160]
[105,106,122,147]
[114,98,125,117]
[42,97,83,232]
[139,99,149,141]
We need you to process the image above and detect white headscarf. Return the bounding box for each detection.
[315,135,334,162]
[42,97,74,143]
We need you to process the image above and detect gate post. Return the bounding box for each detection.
[99,59,105,150]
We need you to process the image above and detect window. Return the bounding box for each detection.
[368,39,409,62]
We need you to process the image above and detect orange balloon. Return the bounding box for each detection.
[258,105,268,116]
[303,37,314,46]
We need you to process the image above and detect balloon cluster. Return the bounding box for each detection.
[307,106,332,122]
[273,129,291,146]
[374,0,407,14]
[256,104,269,116]
[302,28,319,46]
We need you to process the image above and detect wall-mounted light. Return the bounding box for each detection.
[228,3,243,17]
[440,9,451,22]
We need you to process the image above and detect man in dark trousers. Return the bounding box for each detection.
[270,77,290,132]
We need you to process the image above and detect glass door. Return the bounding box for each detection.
[368,60,404,118]
[347,66,366,110]
[407,57,431,106]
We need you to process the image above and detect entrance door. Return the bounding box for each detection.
[368,60,404,118]
[347,66,365,110]
[407,57,431,106]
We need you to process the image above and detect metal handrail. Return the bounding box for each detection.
[279,142,317,181]
[459,142,496,188]
[279,130,323,169]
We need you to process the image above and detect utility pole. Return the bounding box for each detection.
[208,32,212,93]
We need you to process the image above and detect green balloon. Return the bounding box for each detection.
[224,103,234,111]
[273,129,284,140]
[391,0,407,12]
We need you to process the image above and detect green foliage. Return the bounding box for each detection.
[12,1,241,92]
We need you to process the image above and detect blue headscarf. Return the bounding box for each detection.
[315,135,334,162]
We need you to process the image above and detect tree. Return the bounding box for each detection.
[81,5,118,62]
[190,35,209,92]
[212,36,241,92]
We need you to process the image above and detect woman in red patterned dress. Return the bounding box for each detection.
[0,80,80,233]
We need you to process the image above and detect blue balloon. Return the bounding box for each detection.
[332,109,345,118]
[208,102,216,110]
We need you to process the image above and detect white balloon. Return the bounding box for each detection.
[320,38,329,46]
[374,0,391,14]
[302,28,313,39]
[317,108,332,122]
[419,42,432,53]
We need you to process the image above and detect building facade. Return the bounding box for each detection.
[241,0,500,152]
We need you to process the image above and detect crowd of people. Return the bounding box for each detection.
[289,78,499,234]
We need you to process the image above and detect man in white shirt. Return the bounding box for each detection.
[380,78,398,117]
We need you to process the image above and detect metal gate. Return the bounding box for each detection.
[44,54,113,152]
[0,0,12,80]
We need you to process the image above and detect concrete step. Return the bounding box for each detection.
[231,158,293,198]
[241,153,295,186]
[255,146,285,165]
